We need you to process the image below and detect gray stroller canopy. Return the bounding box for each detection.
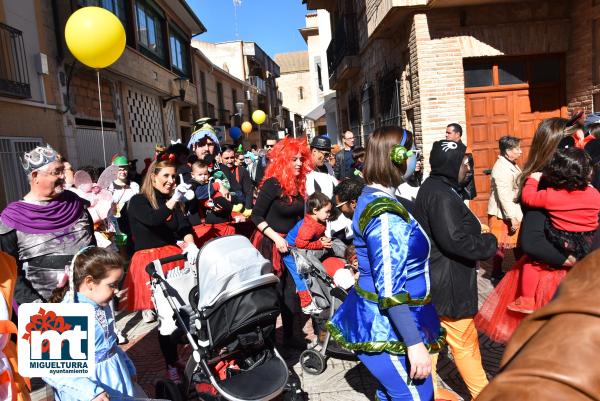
[196,235,278,309]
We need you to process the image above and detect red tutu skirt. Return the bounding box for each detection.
[475,256,567,344]
[192,223,235,248]
[123,245,185,311]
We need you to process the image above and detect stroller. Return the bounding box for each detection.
[291,249,356,375]
[147,235,290,401]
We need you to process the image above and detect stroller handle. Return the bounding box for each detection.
[145,254,188,277]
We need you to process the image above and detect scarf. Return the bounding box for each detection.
[0,191,86,234]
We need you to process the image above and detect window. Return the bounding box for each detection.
[79,0,126,24]
[379,71,400,125]
[232,89,238,110]
[207,103,215,119]
[315,57,323,91]
[217,82,224,110]
[135,0,164,60]
[531,58,561,84]
[200,72,208,115]
[464,63,493,88]
[298,87,304,100]
[465,56,562,89]
[169,30,188,74]
[498,61,526,85]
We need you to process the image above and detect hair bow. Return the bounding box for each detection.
[157,152,176,162]
[390,145,414,165]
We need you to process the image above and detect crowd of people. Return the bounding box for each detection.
[0,113,599,401]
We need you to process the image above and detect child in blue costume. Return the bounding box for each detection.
[328,127,446,401]
[44,247,140,401]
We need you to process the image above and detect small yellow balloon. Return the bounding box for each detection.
[241,121,253,134]
[252,110,267,125]
[65,7,126,69]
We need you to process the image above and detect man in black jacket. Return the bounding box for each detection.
[414,140,497,400]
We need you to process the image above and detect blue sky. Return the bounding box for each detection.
[188,0,309,58]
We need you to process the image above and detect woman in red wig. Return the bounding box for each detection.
[251,137,312,350]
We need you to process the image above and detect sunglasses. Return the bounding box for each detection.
[265,144,275,149]
[335,200,349,208]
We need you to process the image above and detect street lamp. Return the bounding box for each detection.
[235,101,245,117]
[162,77,189,108]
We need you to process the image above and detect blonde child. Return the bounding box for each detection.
[44,247,139,401]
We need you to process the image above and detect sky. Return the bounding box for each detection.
[187,0,309,58]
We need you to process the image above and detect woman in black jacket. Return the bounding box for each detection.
[123,156,198,383]
[414,140,497,399]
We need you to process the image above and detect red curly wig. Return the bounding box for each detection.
[260,137,312,200]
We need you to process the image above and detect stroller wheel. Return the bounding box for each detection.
[155,379,184,401]
[299,349,326,375]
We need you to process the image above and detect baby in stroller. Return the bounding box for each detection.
[282,193,350,314]
[288,233,358,376]
[147,235,291,401]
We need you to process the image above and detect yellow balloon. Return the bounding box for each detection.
[65,7,126,69]
[252,110,267,125]
[241,121,253,134]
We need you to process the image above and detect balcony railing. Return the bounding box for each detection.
[0,23,31,99]
[248,75,266,94]
[326,14,359,79]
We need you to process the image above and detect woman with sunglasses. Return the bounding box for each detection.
[329,127,444,401]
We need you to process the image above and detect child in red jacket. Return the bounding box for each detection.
[283,192,333,314]
[510,147,600,313]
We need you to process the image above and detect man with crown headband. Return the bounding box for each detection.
[0,145,95,304]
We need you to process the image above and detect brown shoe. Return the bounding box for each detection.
[507,296,535,314]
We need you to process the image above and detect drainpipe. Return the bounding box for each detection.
[51,0,64,61]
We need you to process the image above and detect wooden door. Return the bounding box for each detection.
[464,56,566,221]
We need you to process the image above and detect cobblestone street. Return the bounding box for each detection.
[108,260,504,401]
[27,260,504,401]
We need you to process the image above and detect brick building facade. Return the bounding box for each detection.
[305,0,599,217]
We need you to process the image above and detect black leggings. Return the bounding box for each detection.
[277,269,298,337]
[158,333,178,366]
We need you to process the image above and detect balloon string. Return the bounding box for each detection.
[97,70,107,168]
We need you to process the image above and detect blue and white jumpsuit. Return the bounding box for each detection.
[328,186,446,401]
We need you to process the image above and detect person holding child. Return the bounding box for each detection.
[476,117,583,344]
[509,147,600,312]
[283,192,333,314]
[477,146,600,340]
[187,160,235,247]
[44,247,139,401]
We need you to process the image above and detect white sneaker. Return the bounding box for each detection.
[116,330,128,345]
[302,301,323,315]
[141,309,157,323]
